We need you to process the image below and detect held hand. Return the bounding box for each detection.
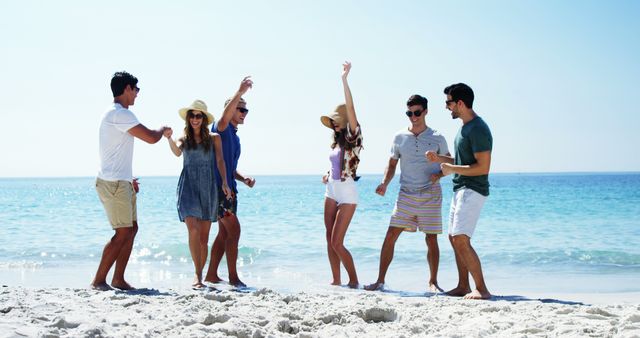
[342,61,352,80]
[322,175,328,184]
[222,183,233,200]
[238,76,253,95]
[425,151,439,163]
[375,183,387,196]
[163,128,173,139]
[429,173,441,184]
[244,177,256,188]
[441,163,454,176]
[132,178,140,193]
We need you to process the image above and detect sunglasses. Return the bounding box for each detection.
[237,107,249,114]
[405,109,424,117]
[188,113,204,120]
[446,99,457,105]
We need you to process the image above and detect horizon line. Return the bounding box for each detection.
[1,170,639,179]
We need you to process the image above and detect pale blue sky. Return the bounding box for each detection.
[1,1,638,177]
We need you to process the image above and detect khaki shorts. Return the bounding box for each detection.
[95,178,137,229]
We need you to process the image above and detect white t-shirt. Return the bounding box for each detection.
[97,103,140,182]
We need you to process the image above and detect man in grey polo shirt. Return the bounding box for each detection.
[365,94,450,292]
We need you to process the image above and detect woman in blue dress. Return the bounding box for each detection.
[164,100,232,288]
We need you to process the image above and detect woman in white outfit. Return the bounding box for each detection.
[320,62,363,288]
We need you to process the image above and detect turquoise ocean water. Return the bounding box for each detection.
[1,173,639,296]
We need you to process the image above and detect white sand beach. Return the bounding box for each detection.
[1,285,639,337]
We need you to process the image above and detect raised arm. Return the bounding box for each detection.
[217,76,253,132]
[212,134,233,199]
[342,62,358,134]
[163,128,182,157]
[375,158,399,196]
[128,124,170,144]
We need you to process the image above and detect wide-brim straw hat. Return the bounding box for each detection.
[179,100,215,126]
[320,104,348,129]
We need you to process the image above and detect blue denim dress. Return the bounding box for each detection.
[176,143,218,222]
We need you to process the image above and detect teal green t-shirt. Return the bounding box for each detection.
[452,116,493,196]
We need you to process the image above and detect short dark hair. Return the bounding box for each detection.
[110,71,138,97]
[444,83,474,108]
[406,94,428,109]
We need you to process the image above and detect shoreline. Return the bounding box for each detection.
[1,285,639,337]
[3,263,640,307]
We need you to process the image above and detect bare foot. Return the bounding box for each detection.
[428,282,444,293]
[463,289,491,300]
[330,280,341,286]
[364,282,385,291]
[90,282,113,291]
[204,275,225,284]
[111,280,135,291]
[192,276,204,287]
[192,282,206,289]
[347,281,359,289]
[446,286,471,297]
[230,279,246,288]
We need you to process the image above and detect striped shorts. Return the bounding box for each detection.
[389,184,443,234]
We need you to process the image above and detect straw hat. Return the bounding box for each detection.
[178,100,215,125]
[320,104,348,129]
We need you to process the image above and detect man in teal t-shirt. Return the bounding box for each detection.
[426,83,493,300]
[452,113,492,196]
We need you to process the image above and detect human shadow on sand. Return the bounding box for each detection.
[231,286,255,293]
[114,288,173,297]
[371,288,442,298]
[491,295,585,306]
[202,283,256,294]
[369,288,585,305]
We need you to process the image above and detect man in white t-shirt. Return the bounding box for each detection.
[91,71,171,291]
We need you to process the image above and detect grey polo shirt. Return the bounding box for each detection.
[391,127,449,191]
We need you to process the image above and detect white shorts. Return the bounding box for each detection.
[448,188,487,238]
[325,177,358,205]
